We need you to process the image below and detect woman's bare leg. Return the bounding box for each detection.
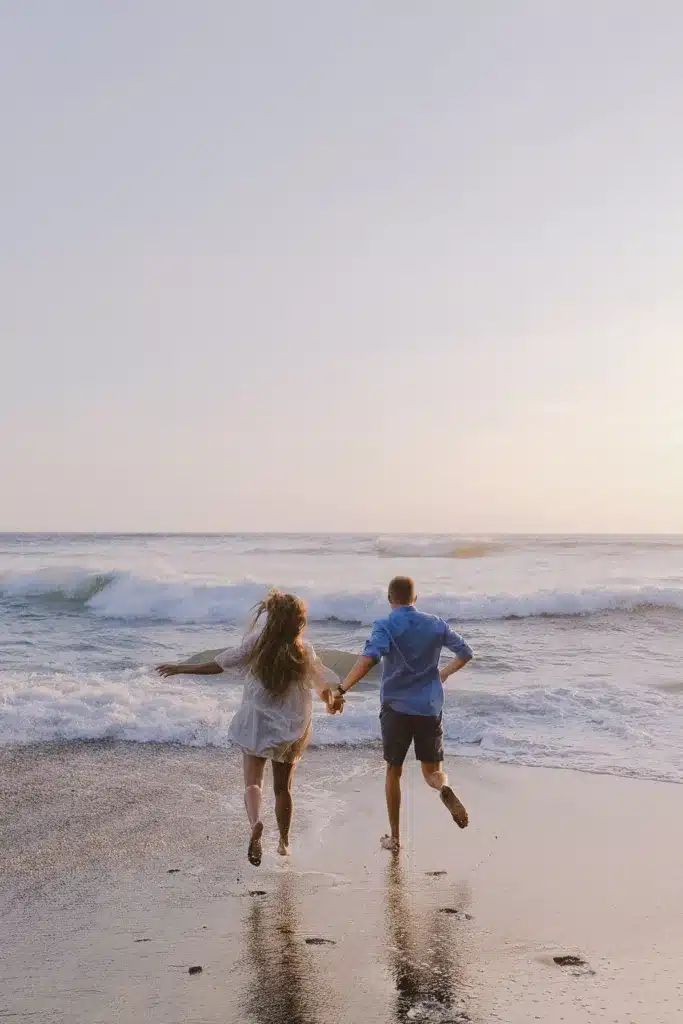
[272,760,297,856]
[243,753,267,865]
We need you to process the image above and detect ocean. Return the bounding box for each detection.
[2,532,682,782]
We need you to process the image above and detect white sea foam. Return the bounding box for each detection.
[2,669,683,783]
[2,568,683,624]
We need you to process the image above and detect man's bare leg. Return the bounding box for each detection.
[381,764,403,852]
[272,760,297,856]
[243,753,267,864]
[421,761,469,829]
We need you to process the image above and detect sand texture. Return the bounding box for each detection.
[2,742,682,1023]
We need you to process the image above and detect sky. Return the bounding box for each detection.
[2,1,682,533]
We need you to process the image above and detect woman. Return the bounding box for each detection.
[157,590,339,866]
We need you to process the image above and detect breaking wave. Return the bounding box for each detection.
[2,668,683,783]
[2,569,683,625]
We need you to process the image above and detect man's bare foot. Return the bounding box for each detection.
[440,785,469,828]
[248,821,264,865]
[380,834,401,853]
[277,838,291,857]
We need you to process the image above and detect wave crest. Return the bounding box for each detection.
[375,537,496,559]
[2,569,683,624]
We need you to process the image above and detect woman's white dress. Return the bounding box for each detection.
[218,641,337,762]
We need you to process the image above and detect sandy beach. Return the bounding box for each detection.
[2,741,682,1023]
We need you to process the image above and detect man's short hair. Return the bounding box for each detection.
[388,576,416,606]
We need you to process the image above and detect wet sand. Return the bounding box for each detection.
[2,741,683,1023]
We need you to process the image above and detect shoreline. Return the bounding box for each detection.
[2,742,683,1022]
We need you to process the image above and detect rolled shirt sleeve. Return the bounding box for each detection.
[362,621,392,662]
[442,622,473,660]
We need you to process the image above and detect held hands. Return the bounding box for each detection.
[326,686,346,715]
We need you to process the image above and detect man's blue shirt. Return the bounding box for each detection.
[363,605,473,717]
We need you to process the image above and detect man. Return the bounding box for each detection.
[332,576,473,852]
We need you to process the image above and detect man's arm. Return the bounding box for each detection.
[439,623,473,684]
[329,621,389,709]
[439,654,471,684]
[340,655,378,694]
[157,661,224,677]
[328,655,377,712]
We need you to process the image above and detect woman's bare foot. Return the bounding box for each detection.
[440,785,469,828]
[277,837,291,857]
[380,834,401,853]
[248,821,264,866]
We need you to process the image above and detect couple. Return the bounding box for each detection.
[157,575,473,864]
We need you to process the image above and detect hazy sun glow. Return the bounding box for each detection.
[2,3,682,532]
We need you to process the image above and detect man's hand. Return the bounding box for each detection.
[157,663,181,677]
[439,654,472,684]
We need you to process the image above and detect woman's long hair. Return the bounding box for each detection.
[241,589,309,697]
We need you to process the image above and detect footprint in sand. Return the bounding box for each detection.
[439,908,473,920]
[425,870,448,876]
[248,890,267,897]
[553,955,596,976]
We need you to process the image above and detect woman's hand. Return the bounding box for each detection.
[321,686,343,714]
[327,686,346,715]
[156,663,180,677]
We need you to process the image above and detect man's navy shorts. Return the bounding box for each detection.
[380,704,444,766]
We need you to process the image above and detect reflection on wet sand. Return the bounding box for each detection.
[245,875,333,1024]
[385,860,473,1023]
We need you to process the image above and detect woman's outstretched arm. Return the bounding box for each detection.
[156,661,224,677]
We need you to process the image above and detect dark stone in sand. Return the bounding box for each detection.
[134,938,151,943]
[439,908,473,920]
[426,870,447,876]
[167,868,180,874]
[305,938,336,946]
[249,890,267,896]
[188,965,203,975]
